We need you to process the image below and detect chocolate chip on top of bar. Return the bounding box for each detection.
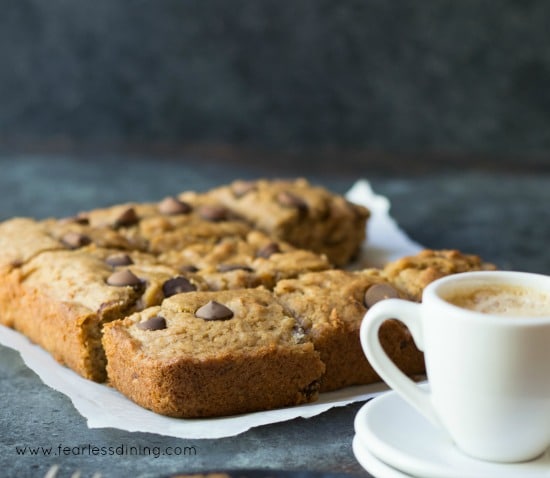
[106,269,142,287]
[195,300,234,321]
[136,316,167,331]
[158,197,192,216]
[162,276,197,297]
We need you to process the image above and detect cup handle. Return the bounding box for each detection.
[360,298,441,428]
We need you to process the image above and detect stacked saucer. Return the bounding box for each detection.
[352,389,550,478]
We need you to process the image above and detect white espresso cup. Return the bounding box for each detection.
[360,270,550,463]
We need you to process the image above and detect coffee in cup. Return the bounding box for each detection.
[361,271,550,463]
[443,283,550,316]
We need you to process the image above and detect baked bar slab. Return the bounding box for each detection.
[275,269,424,392]
[209,178,370,266]
[103,289,325,418]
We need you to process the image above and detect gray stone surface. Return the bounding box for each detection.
[0,153,549,477]
[1,340,362,477]
[3,1,550,153]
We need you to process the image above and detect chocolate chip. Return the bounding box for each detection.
[61,232,92,249]
[364,283,400,308]
[158,197,192,215]
[162,276,197,297]
[105,253,134,267]
[198,204,228,222]
[136,316,167,331]
[256,242,281,259]
[61,214,89,225]
[179,264,199,273]
[114,207,139,228]
[74,214,90,225]
[232,180,257,197]
[106,269,142,287]
[277,191,308,213]
[195,301,234,321]
[217,264,253,272]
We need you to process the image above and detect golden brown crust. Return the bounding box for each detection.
[105,338,323,417]
[0,268,23,328]
[10,283,104,380]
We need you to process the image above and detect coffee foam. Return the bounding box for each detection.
[444,284,550,317]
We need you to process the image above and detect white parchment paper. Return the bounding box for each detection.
[0,180,423,439]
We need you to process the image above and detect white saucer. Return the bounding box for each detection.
[354,390,550,478]
[352,434,414,478]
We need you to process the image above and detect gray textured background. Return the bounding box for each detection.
[2,0,550,156]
